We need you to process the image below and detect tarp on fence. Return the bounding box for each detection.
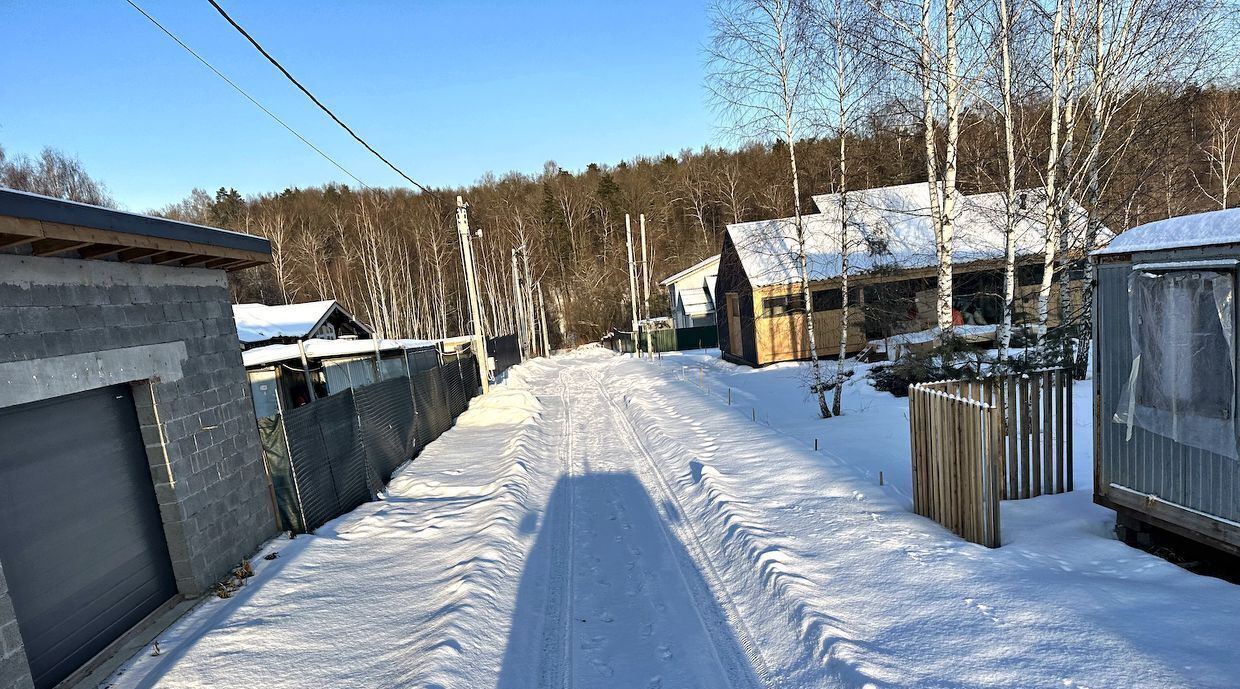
[257,414,303,534]
[355,376,418,483]
[487,333,521,376]
[259,354,483,534]
[282,390,372,532]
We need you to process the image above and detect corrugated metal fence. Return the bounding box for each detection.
[605,325,719,354]
[260,352,482,533]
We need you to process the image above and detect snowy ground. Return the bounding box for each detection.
[106,348,1240,688]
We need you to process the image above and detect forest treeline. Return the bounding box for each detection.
[3,84,1238,346]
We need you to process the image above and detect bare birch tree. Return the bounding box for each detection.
[709,0,833,417]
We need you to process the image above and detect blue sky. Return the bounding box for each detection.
[0,1,717,211]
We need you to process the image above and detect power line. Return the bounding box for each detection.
[205,0,441,200]
[124,0,370,189]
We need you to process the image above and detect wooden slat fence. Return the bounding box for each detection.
[909,368,1074,548]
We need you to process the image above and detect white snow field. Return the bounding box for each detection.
[108,348,1240,689]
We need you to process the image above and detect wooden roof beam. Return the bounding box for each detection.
[30,238,91,257]
[0,234,38,250]
[77,244,127,260]
[116,247,166,262]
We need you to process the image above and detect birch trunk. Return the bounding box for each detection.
[996,0,1018,362]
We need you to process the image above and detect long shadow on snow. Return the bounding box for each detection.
[498,471,761,689]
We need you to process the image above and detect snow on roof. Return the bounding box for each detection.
[1094,208,1240,255]
[659,254,721,287]
[728,183,1100,288]
[233,300,348,343]
[242,337,436,368]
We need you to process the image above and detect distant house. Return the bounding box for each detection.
[233,299,373,349]
[717,182,1101,367]
[1093,208,1240,557]
[659,254,720,329]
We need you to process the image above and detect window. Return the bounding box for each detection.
[762,293,805,317]
[811,287,861,312]
[1117,269,1236,458]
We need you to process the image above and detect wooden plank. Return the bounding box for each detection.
[1005,377,1018,501]
[1042,370,1054,494]
[1056,369,1066,493]
[153,252,192,265]
[988,405,1004,547]
[1019,377,1031,499]
[968,403,981,543]
[77,244,126,259]
[116,247,165,262]
[0,233,38,249]
[1030,374,1042,497]
[910,388,922,515]
[1067,369,1075,491]
[29,238,90,256]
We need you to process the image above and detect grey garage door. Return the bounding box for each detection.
[0,385,178,689]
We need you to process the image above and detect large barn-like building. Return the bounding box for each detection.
[716,183,1099,367]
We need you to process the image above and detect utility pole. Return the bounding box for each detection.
[625,214,639,342]
[536,281,552,357]
[455,195,490,393]
[640,213,652,358]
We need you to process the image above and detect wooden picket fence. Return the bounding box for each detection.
[909,368,1075,548]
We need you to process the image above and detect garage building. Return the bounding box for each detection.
[0,189,277,689]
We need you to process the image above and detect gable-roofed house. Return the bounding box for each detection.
[233,299,373,350]
[659,254,721,329]
[717,182,1103,366]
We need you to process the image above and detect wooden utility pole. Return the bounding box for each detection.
[455,195,490,393]
[624,214,640,338]
[640,213,652,358]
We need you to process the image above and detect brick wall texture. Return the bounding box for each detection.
[0,257,277,688]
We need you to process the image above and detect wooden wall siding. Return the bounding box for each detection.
[910,369,1074,547]
[753,310,867,365]
[1096,259,1240,529]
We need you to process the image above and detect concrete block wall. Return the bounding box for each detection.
[0,257,277,646]
[0,564,32,689]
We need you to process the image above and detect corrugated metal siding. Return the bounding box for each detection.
[1097,258,1240,522]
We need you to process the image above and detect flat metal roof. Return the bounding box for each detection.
[0,187,271,270]
[0,187,271,254]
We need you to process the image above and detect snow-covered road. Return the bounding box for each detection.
[109,348,1240,689]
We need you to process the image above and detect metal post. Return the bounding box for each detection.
[456,196,490,393]
[297,339,317,402]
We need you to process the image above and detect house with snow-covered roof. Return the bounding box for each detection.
[232,299,374,349]
[658,254,720,329]
[717,182,1104,366]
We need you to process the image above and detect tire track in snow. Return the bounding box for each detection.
[536,369,576,688]
[584,366,773,689]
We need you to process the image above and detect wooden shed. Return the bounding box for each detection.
[717,183,1095,366]
[1092,208,1240,556]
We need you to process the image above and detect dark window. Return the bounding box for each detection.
[762,293,805,316]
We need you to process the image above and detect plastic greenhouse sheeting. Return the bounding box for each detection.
[1115,269,1237,459]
